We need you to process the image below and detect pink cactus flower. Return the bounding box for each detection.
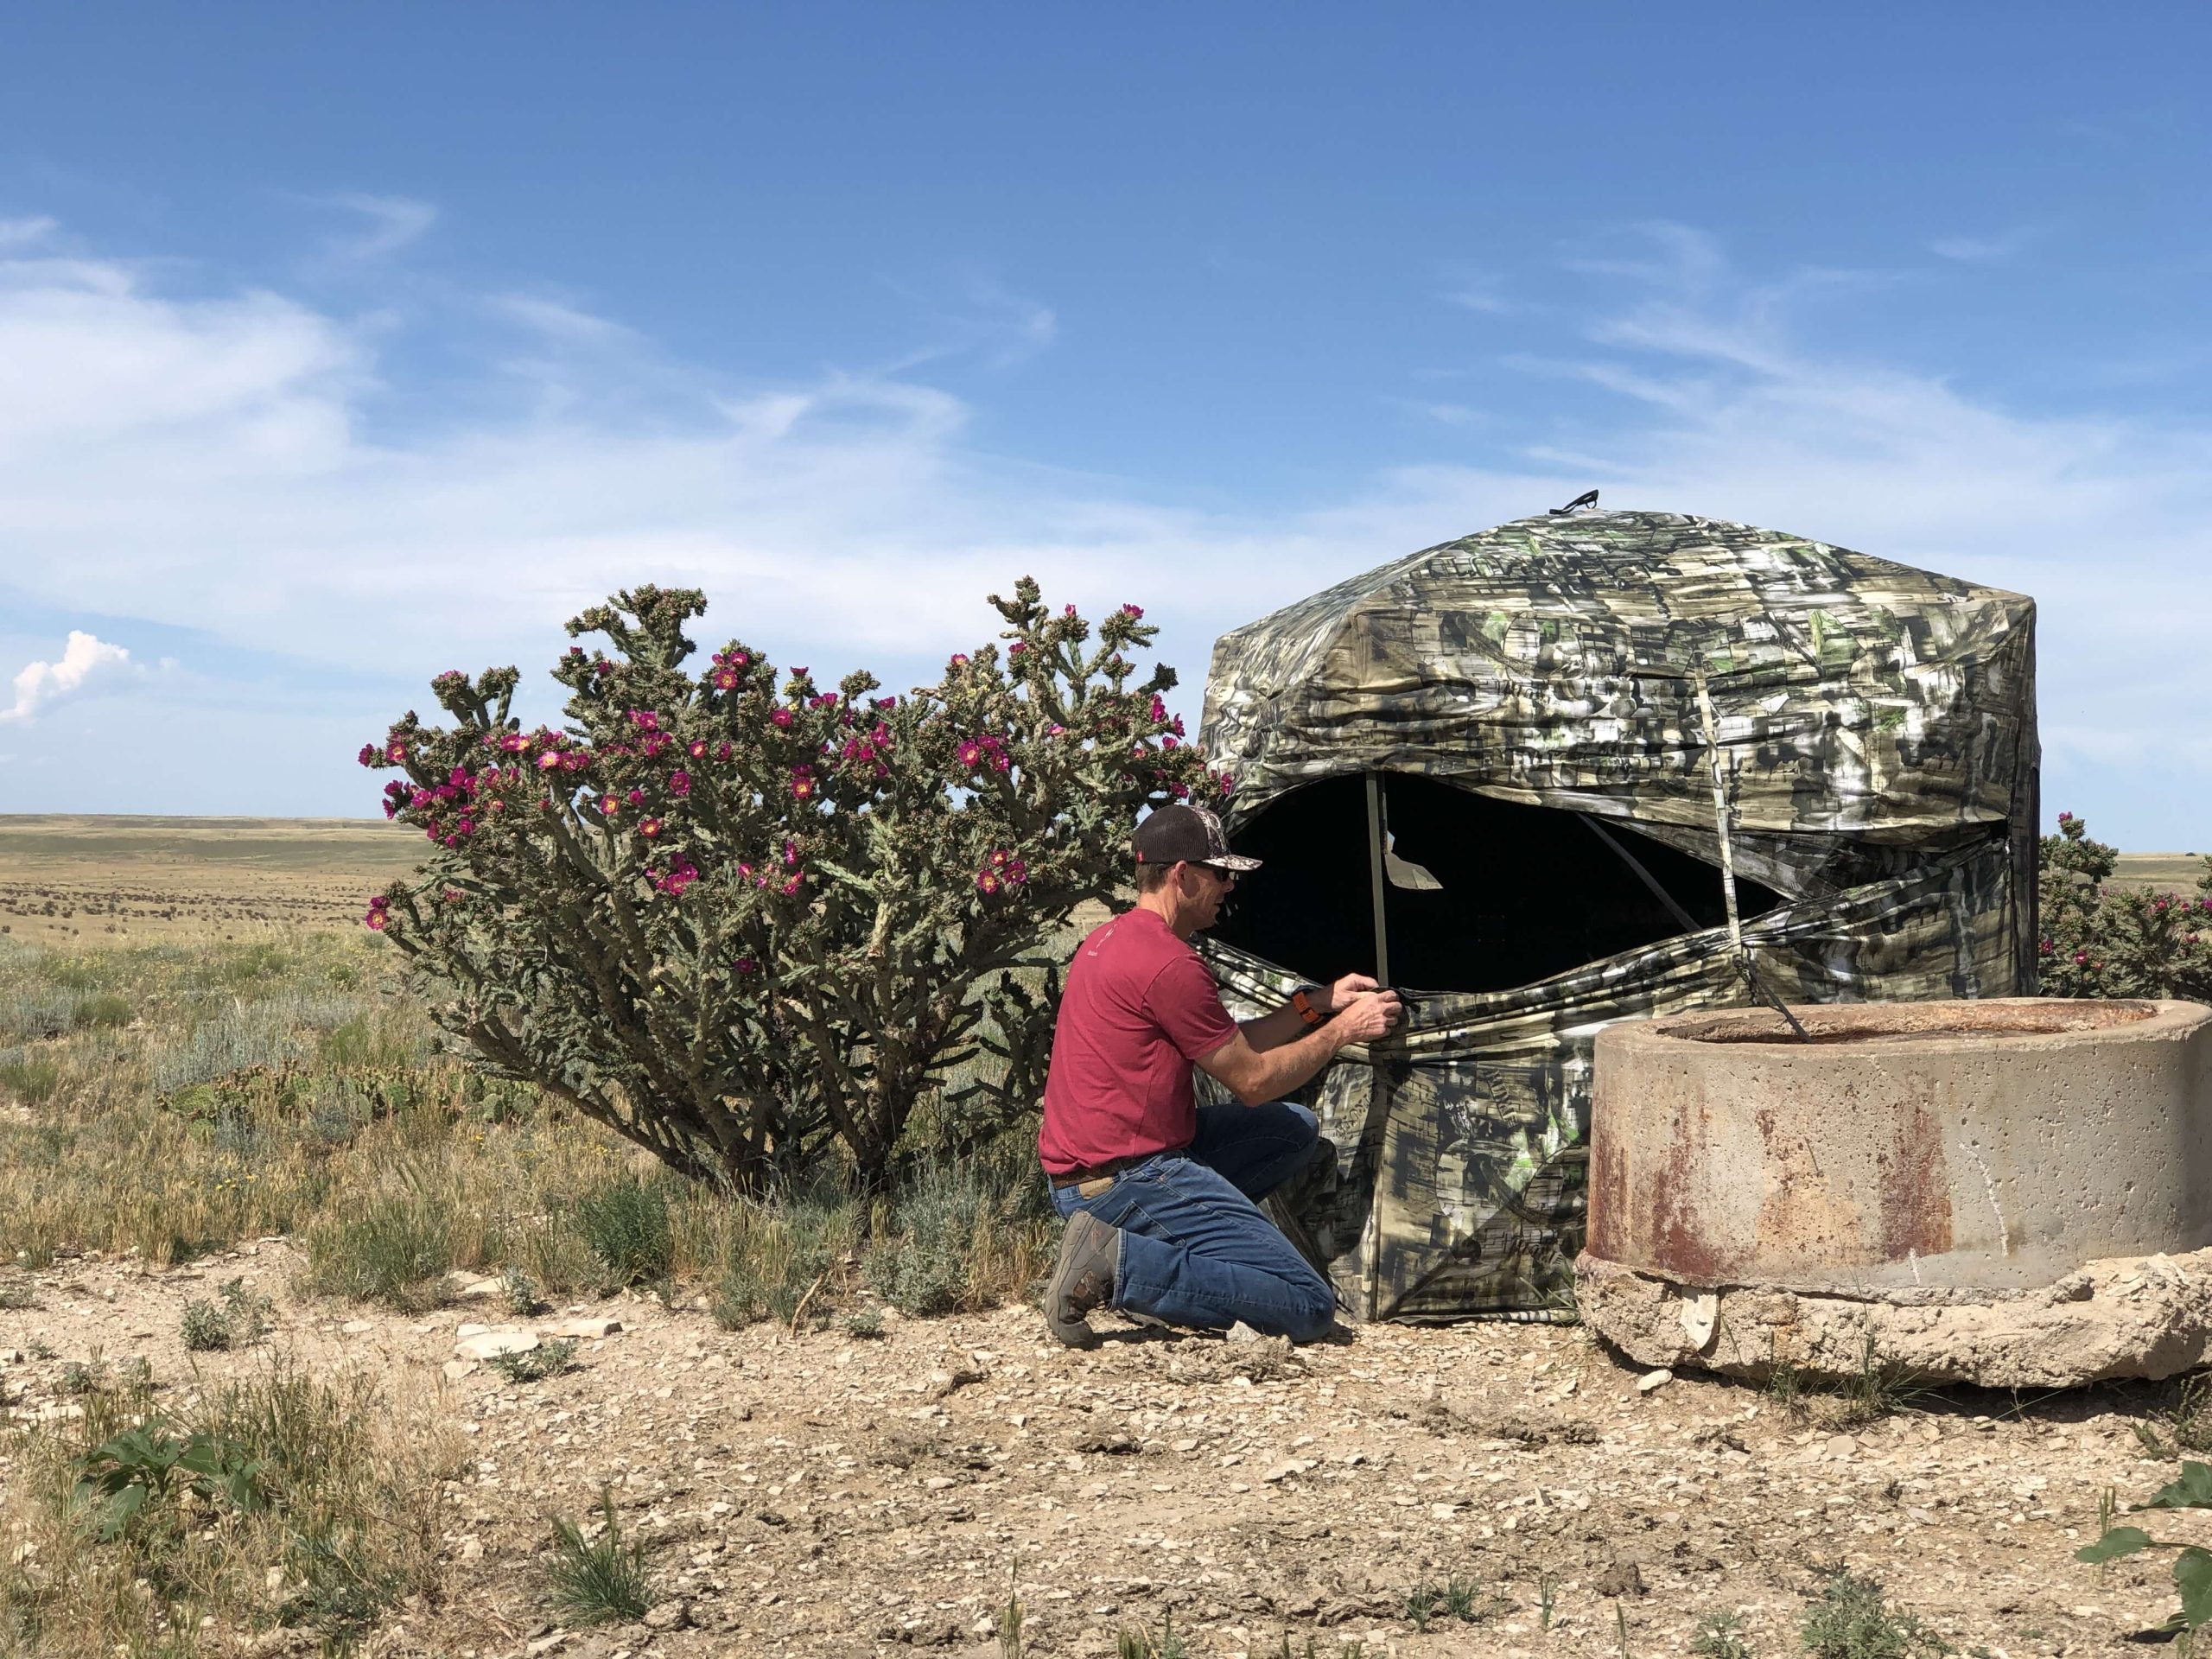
[671,770,692,798]
[640,817,663,838]
[772,708,794,729]
[976,869,1001,895]
[1120,603,1143,620]
[385,738,409,764]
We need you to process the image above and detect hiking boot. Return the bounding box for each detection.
[1045,1211,1120,1348]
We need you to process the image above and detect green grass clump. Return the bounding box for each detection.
[490,1338,579,1383]
[2133,1373,2212,1459]
[1691,1610,1755,1658]
[574,1174,674,1287]
[1115,1615,1188,1659]
[302,1192,454,1310]
[180,1278,276,1351]
[1799,1571,1940,1659]
[544,1488,652,1625]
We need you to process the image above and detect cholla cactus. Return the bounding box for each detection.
[2037,811,2212,1001]
[358,579,1219,1193]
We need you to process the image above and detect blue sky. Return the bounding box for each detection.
[1,5,2208,845]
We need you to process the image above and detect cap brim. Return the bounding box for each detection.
[1206,855,1263,872]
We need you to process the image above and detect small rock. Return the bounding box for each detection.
[442,1360,478,1382]
[454,1328,538,1362]
[525,1634,568,1656]
[1261,1458,1314,1484]
[454,1276,505,1300]
[340,1320,374,1336]
[544,1317,622,1340]
[1225,1321,1262,1344]
[642,1600,691,1632]
[1594,1560,1645,1599]
[1637,1368,1675,1395]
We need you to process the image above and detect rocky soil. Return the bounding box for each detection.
[5,1242,2209,1658]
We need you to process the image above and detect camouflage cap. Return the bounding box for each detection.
[1133,803,1262,872]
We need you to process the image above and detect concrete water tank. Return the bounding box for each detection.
[1576,999,2212,1388]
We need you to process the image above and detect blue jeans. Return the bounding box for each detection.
[1047,1102,1337,1342]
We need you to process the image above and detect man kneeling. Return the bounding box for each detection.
[1037,803,1401,1347]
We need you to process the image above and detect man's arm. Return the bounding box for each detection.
[1199,987,1402,1107]
[1237,973,1388,1055]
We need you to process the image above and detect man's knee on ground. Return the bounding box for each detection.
[1272,1262,1336,1343]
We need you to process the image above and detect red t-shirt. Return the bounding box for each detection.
[1038,907,1241,1176]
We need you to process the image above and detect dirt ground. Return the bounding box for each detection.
[6,1245,2206,1659]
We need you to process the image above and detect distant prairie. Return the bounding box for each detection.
[0,815,417,947]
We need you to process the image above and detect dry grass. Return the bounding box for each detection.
[0,1357,463,1656]
[0,925,1052,1313]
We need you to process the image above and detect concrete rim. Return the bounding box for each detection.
[1620,996,2208,1052]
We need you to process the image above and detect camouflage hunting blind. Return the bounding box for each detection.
[1195,510,2039,1322]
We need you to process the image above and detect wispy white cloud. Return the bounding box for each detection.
[307,194,438,262]
[1931,225,2046,264]
[0,216,58,251]
[1,631,135,725]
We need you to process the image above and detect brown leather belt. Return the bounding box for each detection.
[1047,1153,1157,1192]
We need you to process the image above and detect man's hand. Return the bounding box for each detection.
[1331,988,1402,1046]
[1320,972,1380,1014]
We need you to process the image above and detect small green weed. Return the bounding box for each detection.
[490,1338,579,1383]
[544,1487,652,1626]
[1402,1585,1439,1632]
[180,1298,230,1351]
[1116,1613,1189,1659]
[1403,1573,1497,1630]
[72,1423,268,1541]
[1691,1609,1755,1658]
[1799,1570,1941,1658]
[180,1277,276,1351]
[501,1263,543,1316]
[2077,1459,2212,1637]
[843,1306,885,1339]
[2133,1374,2212,1460]
[0,1275,37,1309]
[998,1574,1025,1659]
